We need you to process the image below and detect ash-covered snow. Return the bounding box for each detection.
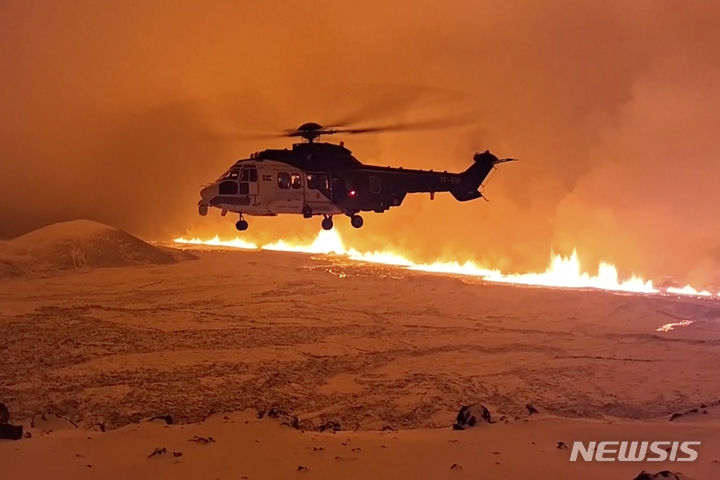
[0,219,194,275]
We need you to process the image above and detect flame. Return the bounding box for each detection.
[656,320,694,332]
[665,285,713,297]
[174,230,718,298]
[176,235,258,250]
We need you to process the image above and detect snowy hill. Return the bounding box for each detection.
[0,220,193,275]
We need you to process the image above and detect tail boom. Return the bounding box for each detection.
[450,150,512,201]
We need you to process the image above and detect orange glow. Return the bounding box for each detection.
[174,230,719,298]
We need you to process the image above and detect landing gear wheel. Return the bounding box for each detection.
[198,205,208,216]
[321,217,334,230]
[350,214,364,228]
[235,220,248,231]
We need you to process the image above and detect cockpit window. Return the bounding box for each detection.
[219,180,238,195]
[291,173,302,189]
[218,169,239,181]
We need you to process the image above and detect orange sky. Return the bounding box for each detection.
[2,0,720,284]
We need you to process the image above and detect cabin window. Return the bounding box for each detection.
[240,169,249,181]
[291,173,302,189]
[307,172,331,197]
[369,176,382,194]
[248,169,257,182]
[219,180,238,195]
[278,172,291,189]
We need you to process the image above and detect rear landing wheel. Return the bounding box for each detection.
[235,220,248,231]
[350,214,364,228]
[321,217,334,230]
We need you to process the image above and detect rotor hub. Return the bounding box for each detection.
[295,122,324,142]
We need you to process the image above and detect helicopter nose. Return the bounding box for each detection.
[200,184,214,199]
[200,182,221,201]
[198,184,217,216]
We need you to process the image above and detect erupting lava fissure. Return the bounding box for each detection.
[174,230,719,298]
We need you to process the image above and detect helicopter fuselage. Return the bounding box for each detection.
[198,141,508,231]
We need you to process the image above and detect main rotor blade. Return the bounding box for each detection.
[323,84,467,129]
[208,130,290,140]
[326,115,471,135]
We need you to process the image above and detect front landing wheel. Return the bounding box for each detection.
[321,217,334,230]
[235,220,249,231]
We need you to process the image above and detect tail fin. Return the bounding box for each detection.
[450,150,513,202]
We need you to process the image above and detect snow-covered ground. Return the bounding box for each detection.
[1,225,719,478]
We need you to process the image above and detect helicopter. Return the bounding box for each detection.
[198,121,514,231]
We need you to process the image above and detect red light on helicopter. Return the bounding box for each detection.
[348,190,357,198]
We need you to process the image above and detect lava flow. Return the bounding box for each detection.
[174,230,718,298]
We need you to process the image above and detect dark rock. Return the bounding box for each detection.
[450,463,463,471]
[382,425,395,431]
[149,415,174,425]
[188,435,216,444]
[23,431,32,439]
[669,412,683,421]
[148,447,167,458]
[0,423,23,440]
[173,451,183,457]
[297,465,309,472]
[557,441,568,450]
[453,403,492,430]
[632,471,682,480]
[262,408,299,429]
[298,419,315,431]
[526,403,539,415]
[319,420,341,432]
[0,404,23,440]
